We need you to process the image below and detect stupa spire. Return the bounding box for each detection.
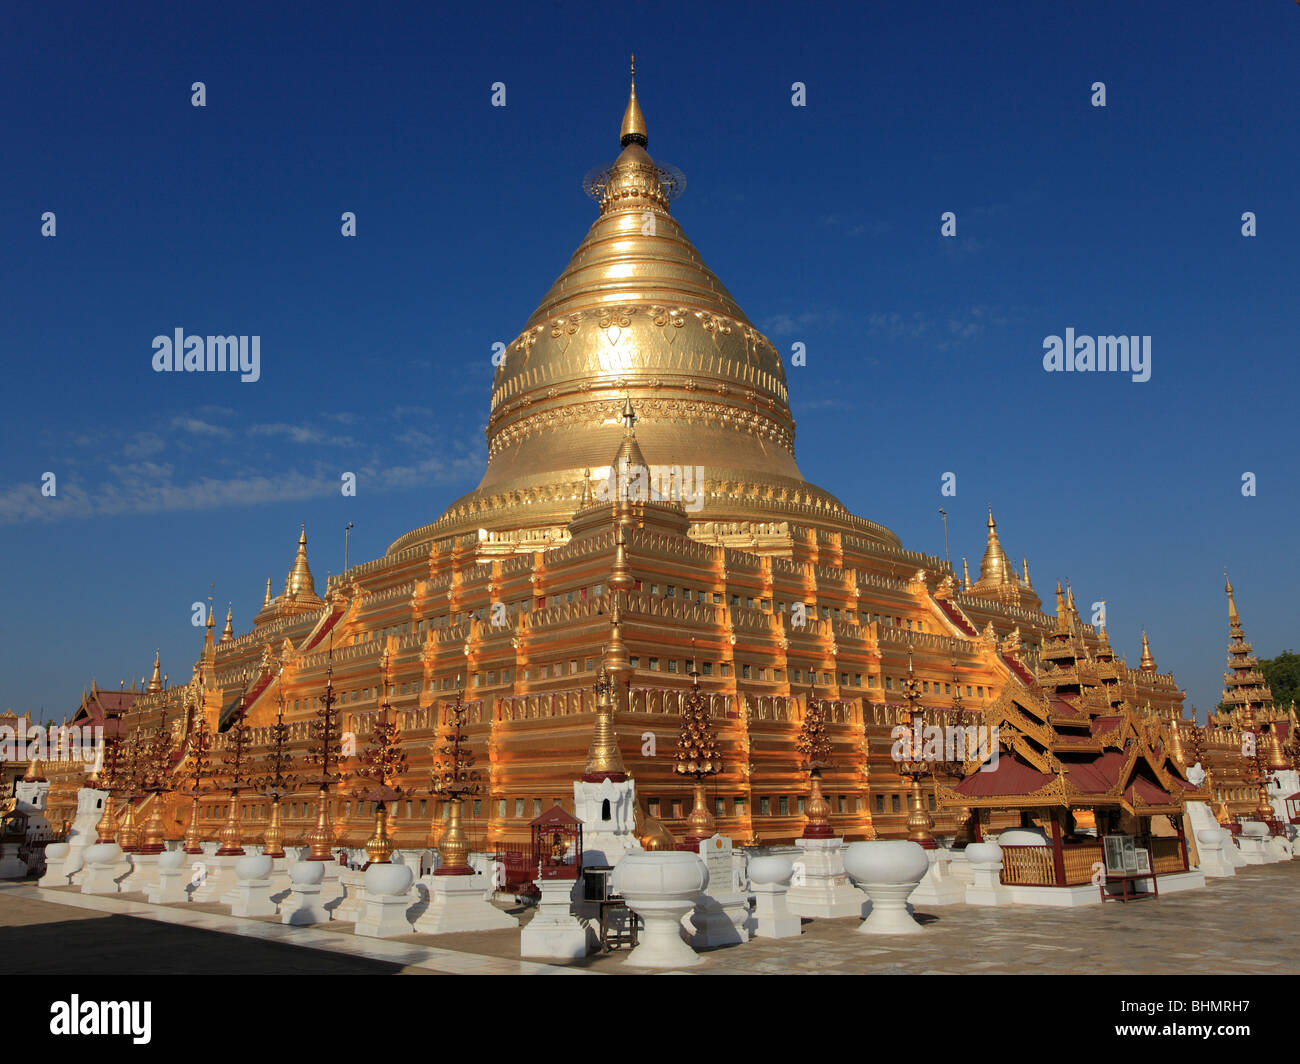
[1140,629,1157,673]
[147,650,162,694]
[976,507,1014,587]
[285,523,318,600]
[263,576,273,607]
[620,53,647,147]
[221,603,234,643]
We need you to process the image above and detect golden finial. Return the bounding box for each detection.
[221,603,234,643]
[1022,556,1032,588]
[622,395,637,434]
[620,54,647,147]
[977,506,1014,586]
[147,650,162,694]
[263,576,273,607]
[1140,628,1156,673]
[609,521,634,594]
[584,664,628,782]
[961,556,970,589]
[286,522,317,599]
[1225,572,1241,628]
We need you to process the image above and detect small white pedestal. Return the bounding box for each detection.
[281,861,330,925]
[521,876,592,960]
[355,864,415,939]
[230,856,277,917]
[786,838,865,919]
[332,868,367,923]
[412,874,518,934]
[748,855,802,939]
[907,847,967,906]
[146,852,191,903]
[1195,829,1236,878]
[80,843,133,895]
[38,843,72,887]
[963,843,1013,905]
[190,854,242,902]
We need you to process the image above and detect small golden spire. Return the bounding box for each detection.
[147,650,162,694]
[1022,556,1032,588]
[620,54,648,148]
[583,665,628,782]
[977,507,1014,587]
[961,556,970,589]
[221,603,234,643]
[1140,628,1157,673]
[263,576,273,607]
[23,750,44,782]
[286,523,318,599]
[1225,572,1241,630]
[609,522,634,594]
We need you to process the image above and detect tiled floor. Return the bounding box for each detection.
[2,861,1297,975]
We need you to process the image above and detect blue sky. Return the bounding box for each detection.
[2,0,1296,720]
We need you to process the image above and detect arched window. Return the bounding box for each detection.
[601,798,611,822]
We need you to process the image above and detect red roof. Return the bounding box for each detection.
[954,752,1055,798]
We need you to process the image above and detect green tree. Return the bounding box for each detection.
[1261,650,1300,711]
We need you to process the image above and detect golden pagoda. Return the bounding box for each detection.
[49,65,1236,853]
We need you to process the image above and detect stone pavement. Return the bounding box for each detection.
[2,861,1296,975]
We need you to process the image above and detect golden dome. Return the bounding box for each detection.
[390,66,900,554]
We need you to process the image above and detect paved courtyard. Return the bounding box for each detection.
[2,861,1296,975]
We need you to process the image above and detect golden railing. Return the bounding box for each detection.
[1061,844,1103,885]
[1149,836,1186,874]
[999,844,1104,886]
[999,845,1056,886]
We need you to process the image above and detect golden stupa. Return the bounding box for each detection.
[50,62,1236,856]
[389,61,897,554]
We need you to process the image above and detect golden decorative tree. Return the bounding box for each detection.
[355,652,407,864]
[252,675,298,858]
[303,645,346,860]
[898,645,936,848]
[796,684,834,839]
[136,706,178,854]
[93,716,128,844]
[114,727,149,852]
[674,663,721,846]
[182,688,213,854]
[430,685,481,875]
[216,680,255,856]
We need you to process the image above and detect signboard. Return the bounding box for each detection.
[1103,834,1138,876]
